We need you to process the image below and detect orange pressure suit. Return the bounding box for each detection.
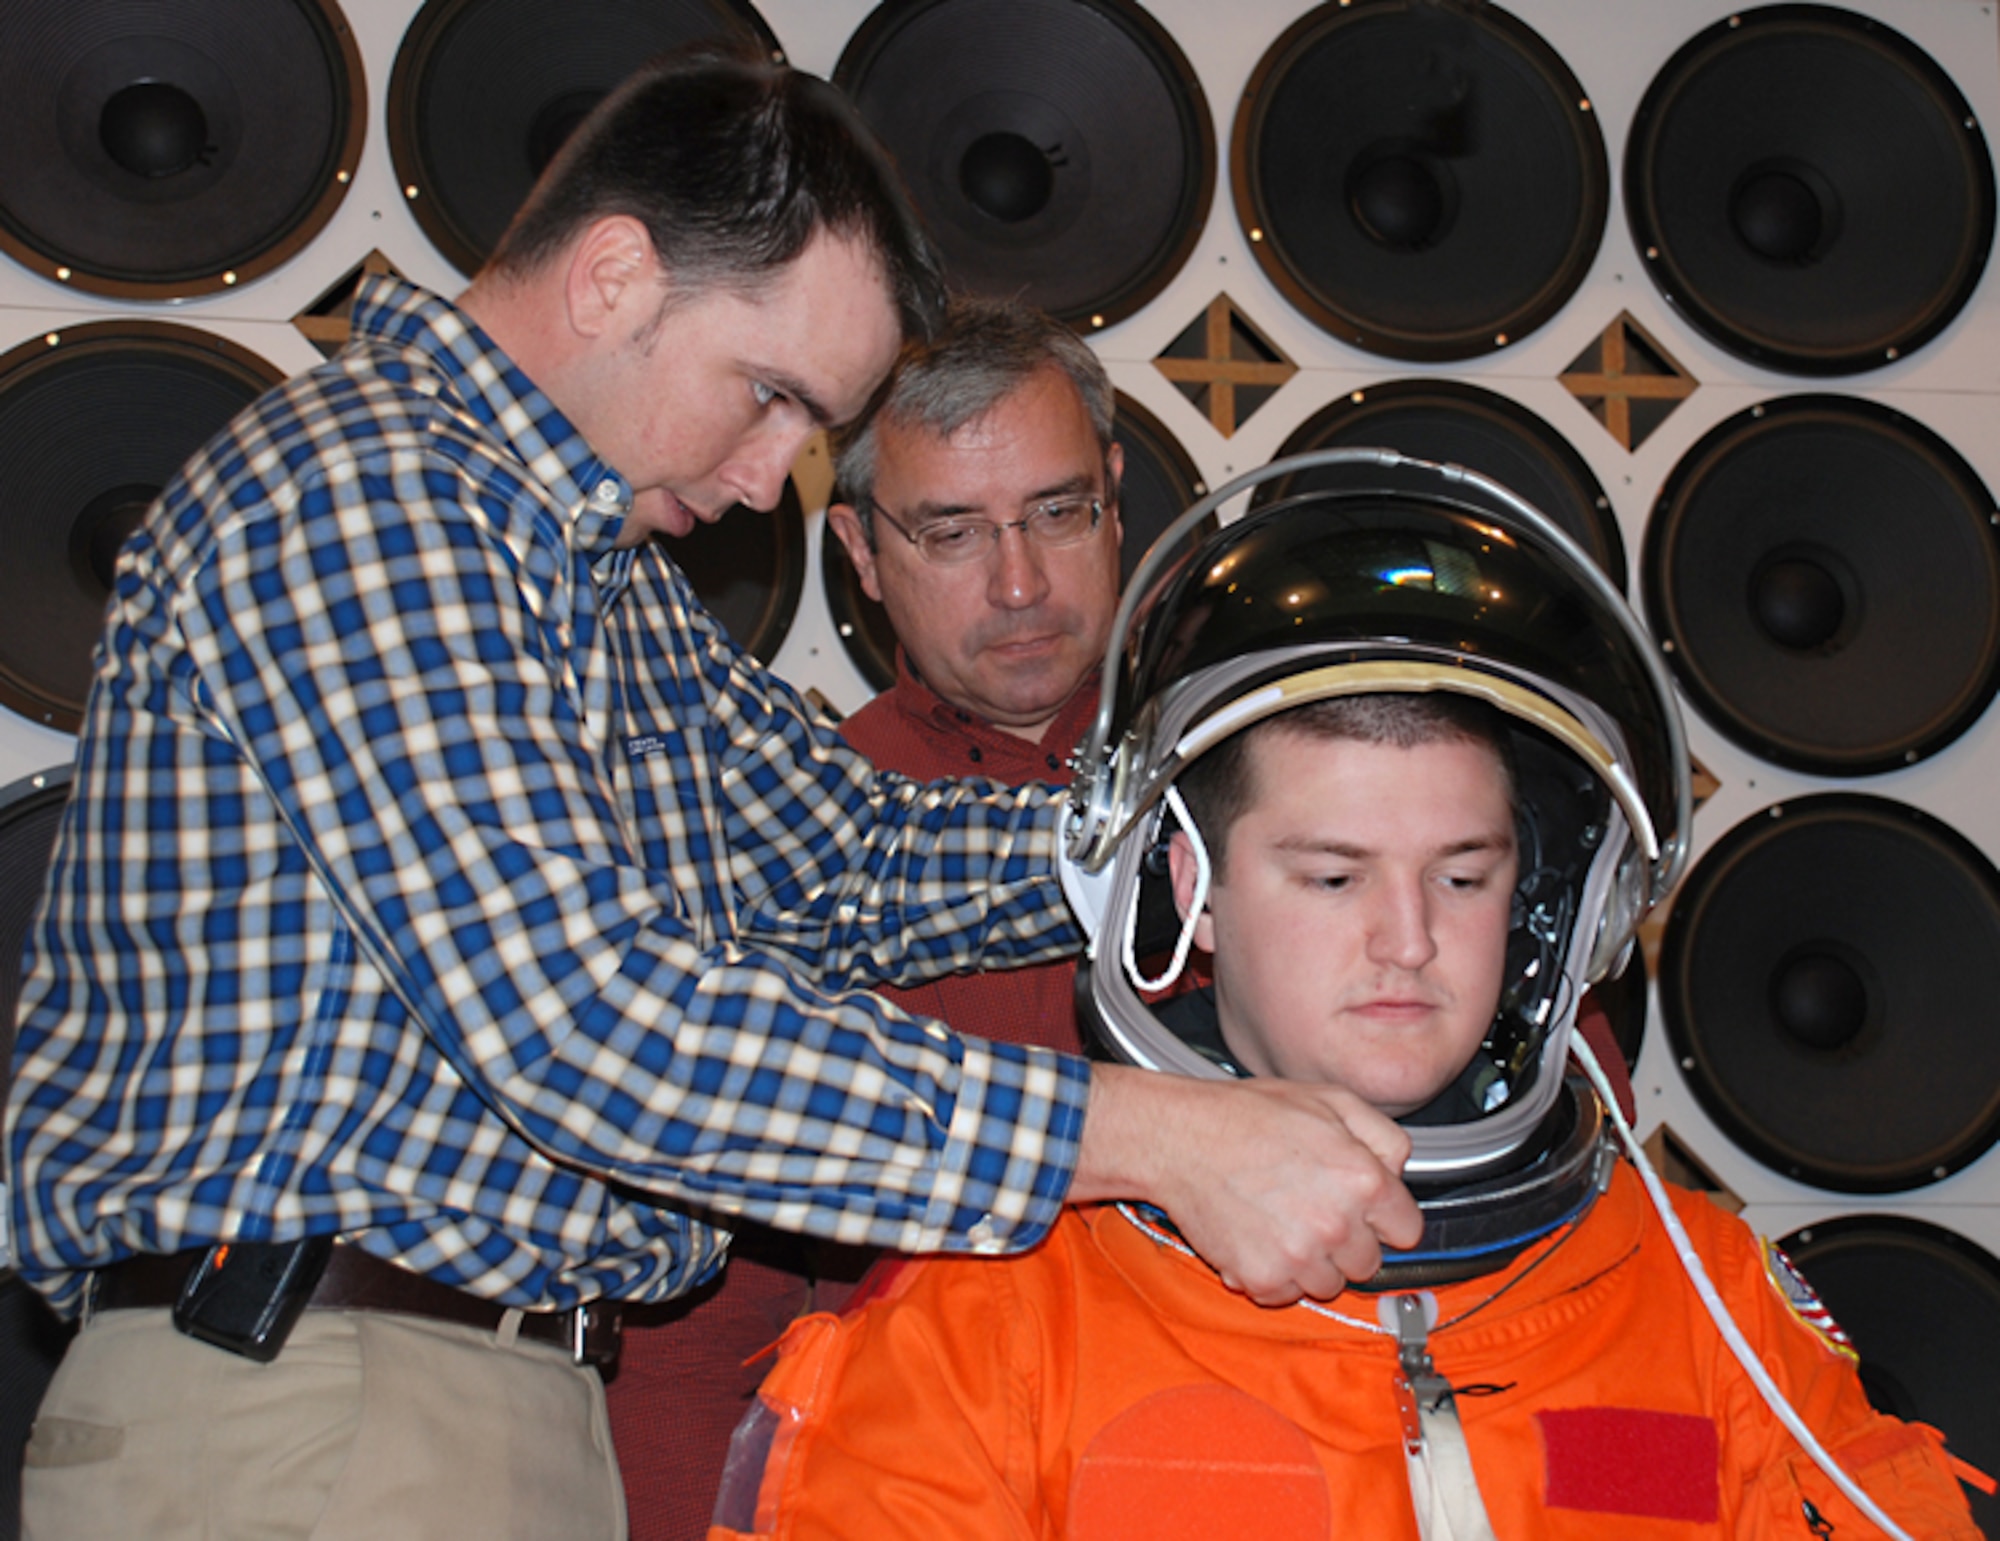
[710,1159,1977,1540]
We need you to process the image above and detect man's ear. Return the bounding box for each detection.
[1166,829,1216,956]
[563,215,657,341]
[827,503,886,603]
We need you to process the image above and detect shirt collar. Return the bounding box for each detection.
[895,648,1104,760]
[349,273,632,557]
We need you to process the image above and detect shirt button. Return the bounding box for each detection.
[968,1218,1003,1254]
[967,746,983,764]
[594,479,621,505]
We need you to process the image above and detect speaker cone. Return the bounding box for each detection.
[0,324,285,733]
[666,477,806,665]
[0,0,364,298]
[388,0,779,277]
[1233,0,1608,360]
[1661,794,2000,1192]
[1782,1215,2000,1536]
[834,0,1214,330]
[1645,394,2000,776]
[1256,380,1624,586]
[1626,5,1995,375]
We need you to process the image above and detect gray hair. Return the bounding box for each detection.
[831,295,1114,531]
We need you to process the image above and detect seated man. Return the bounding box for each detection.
[706,454,1981,1539]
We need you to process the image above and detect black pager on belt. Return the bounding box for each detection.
[172,1235,334,1362]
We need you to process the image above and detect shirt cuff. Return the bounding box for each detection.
[919,1035,1090,1256]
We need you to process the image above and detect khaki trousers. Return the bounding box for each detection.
[23,1306,627,1540]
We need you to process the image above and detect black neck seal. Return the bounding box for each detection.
[1358,1078,1613,1291]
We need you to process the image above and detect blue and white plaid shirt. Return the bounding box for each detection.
[7,276,1089,1317]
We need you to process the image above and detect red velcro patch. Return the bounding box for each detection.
[1539,1407,1719,1522]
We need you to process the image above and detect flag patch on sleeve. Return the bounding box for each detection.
[1763,1239,1857,1360]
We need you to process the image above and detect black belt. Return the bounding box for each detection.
[92,1243,624,1369]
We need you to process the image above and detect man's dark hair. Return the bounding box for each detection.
[830,295,1116,527]
[486,43,945,337]
[1175,693,1520,870]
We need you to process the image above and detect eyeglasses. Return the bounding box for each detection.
[869,494,1105,567]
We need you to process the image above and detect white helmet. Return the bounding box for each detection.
[1064,449,1691,1185]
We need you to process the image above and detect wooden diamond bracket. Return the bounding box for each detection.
[1153,294,1297,439]
[1561,311,1698,451]
[293,250,405,359]
[1689,754,1720,813]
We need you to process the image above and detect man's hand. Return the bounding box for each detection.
[1068,1063,1423,1305]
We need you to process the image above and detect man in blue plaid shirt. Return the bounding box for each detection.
[6,47,1419,1538]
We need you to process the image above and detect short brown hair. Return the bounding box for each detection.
[486,44,945,339]
[1174,693,1519,869]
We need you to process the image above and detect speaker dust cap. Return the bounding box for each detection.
[0,323,286,732]
[388,0,779,277]
[1645,394,2000,776]
[1255,379,1625,588]
[0,0,365,298]
[1626,4,1996,375]
[1662,794,2000,1193]
[1233,0,1608,361]
[834,0,1215,331]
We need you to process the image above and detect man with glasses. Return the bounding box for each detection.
[824,299,1123,758]
[611,296,1134,1540]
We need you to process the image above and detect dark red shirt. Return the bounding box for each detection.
[835,661,1097,1057]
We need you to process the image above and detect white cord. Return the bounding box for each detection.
[1568,1033,1915,1541]
[1123,787,1208,993]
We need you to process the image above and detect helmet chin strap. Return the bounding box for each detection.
[1123,786,1209,994]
